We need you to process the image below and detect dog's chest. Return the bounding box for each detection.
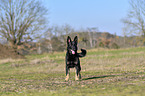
[67,60,78,65]
[67,57,78,65]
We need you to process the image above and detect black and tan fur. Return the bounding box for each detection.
[65,36,86,81]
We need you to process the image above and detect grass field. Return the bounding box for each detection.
[0,47,145,96]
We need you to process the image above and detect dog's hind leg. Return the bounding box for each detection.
[79,72,81,80]
[65,67,70,81]
[75,66,81,81]
[78,65,81,80]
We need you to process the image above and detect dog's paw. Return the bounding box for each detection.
[65,76,69,81]
[75,75,79,81]
[75,78,79,81]
[65,79,69,82]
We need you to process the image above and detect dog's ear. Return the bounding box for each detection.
[74,36,78,44]
[67,36,72,45]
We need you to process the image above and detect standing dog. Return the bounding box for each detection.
[65,36,86,81]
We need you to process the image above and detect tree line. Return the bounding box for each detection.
[0,0,145,54]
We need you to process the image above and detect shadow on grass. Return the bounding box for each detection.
[82,75,118,80]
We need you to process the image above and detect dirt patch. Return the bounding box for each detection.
[0,44,25,59]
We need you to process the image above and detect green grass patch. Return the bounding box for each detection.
[0,47,145,96]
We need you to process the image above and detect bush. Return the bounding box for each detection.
[51,37,65,51]
[111,43,120,49]
[99,42,104,48]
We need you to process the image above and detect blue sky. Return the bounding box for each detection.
[42,0,129,36]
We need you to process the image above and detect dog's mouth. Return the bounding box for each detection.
[71,50,75,54]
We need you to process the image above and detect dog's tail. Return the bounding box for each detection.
[77,49,87,57]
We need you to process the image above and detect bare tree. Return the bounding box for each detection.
[44,24,74,43]
[87,27,98,48]
[0,0,48,49]
[63,24,74,35]
[122,0,145,38]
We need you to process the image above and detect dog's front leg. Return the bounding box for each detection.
[65,67,70,81]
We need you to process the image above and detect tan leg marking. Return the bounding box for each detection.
[75,74,79,81]
[65,73,69,81]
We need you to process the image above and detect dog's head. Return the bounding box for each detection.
[67,36,78,55]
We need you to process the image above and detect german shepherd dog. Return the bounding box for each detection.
[65,36,86,81]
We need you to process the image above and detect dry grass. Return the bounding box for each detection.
[0,58,23,64]
[0,47,145,96]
